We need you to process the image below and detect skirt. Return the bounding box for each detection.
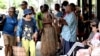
[41,26,58,56]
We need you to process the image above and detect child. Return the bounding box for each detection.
[16,9,38,56]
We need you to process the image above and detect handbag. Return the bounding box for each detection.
[13,46,26,56]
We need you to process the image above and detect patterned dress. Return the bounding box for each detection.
[41,12,58,56]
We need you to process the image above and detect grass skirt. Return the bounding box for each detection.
[41,26,58,56]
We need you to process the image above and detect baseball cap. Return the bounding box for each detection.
[24,9,32,15]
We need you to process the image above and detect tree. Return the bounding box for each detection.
[45,0,53,7]
[0,0,6,9]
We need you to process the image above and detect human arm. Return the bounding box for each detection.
[32,19,38,41]
[16,19,23,42]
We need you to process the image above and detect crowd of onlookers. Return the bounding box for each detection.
[0,0,100,56]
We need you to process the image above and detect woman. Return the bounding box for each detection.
[41,4,58,56]
[29,6,36,18]
[76,20,100,56]
[3,7,18,56]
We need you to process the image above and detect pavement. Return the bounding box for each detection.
[0,31,63,56]
[0,31,5,56]
[0,31,42,56]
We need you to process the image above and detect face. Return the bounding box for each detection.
[92,27,97,32]
[65,5,71,13]
[55,6,57,10]
[91,24,97,32]
[8,8,14,16]
[98,22,100,32]
[21,4,27,10]
[26,13,32,19]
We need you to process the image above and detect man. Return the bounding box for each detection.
[18,1,28,19]
[61,5,77,55]
[61,1,69,16]
[36,5,44,41]
[17,9,38,56]
[54,3,63,18]
[36,5,43,30]
[3,7,18,56]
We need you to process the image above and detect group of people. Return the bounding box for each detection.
[0,0,100,56]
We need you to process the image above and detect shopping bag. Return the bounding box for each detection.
[13,46,26,56]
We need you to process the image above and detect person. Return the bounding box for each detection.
[16,9,38,56]
[36,5,44,41]
[70,3,76,12]
[76,21,100,56]
[36,5,43,30]
[66,18,99,56]
[0,14,5,31]
[54,3,63,18]
[61,1,69,17]
[18,1,28,19]
[75,6,84,42]
[83,4,91,41]
[41,4,58,56]
[60,5,77,55]
[3,7,18,56]
[29,6,36,18]
[87,19,99,41]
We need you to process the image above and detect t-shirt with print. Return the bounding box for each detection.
[22,20,34,40]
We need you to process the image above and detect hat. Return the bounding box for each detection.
[20,1,28,6]
[91,18,99,24]
[91,18,99,28]
[24,9,32,15]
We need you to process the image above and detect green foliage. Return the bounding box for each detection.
[0,0,6,9]
[13,0,22,8]
[45,0,53,6]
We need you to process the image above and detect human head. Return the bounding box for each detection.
[42,4,49,13]
[65,5,72,13]
[55,3,60,11]
[29,6,35,15]
[91,19,99,32]
[61,1,69,13]
[40,5,43,12]
[8,7,16,17]
[62,1,69,7]
[20,1,28,10]
[24,9,32,19]
[84,4,89,11]
[75,6,81,15]
[70,3,76,11]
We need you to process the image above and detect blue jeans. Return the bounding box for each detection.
[63,39,75,55]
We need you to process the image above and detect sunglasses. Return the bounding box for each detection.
[92,24,96,27]
[27,13,32,15]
